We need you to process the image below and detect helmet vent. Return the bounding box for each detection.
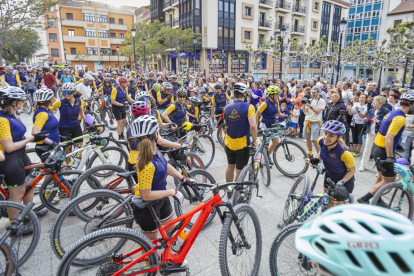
[321,238,339,244]
[315,241,326,255]
[358,221,377,234]
[345,250,361,267]
[320,224,333,234]
[383,225,403,235]
[389,252,411,272]
[338,222,355,233]
[366,252,386,272]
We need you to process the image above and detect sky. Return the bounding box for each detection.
[90,0,149,8]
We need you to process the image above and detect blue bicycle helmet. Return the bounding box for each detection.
[321,120,346,136]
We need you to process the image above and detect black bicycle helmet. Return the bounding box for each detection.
[214,83,222,89]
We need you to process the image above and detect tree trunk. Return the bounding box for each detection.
[355,60,360,81]
[283,60,289,79]
[0,42,3,66]
[383,64,389,87]
[363,67,367,80]
[394,65,397,81]
[408,66,413,86]
[341,64,346,80]
[177,49,180,74]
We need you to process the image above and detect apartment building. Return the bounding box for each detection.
[136,5,151,23]
[55,0,135,71]
[45,5,64,64]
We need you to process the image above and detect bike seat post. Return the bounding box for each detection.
[148,205,162,229]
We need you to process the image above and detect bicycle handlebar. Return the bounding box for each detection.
[182,180,257,190]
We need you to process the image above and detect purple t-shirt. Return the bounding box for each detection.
[279,109,289,122]
[250,89,263,106]
[279,92,292,104]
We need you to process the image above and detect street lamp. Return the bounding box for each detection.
[280,26,286,80]
[272,56,276,78]
[237,53,242,74]
[403,56,410,87]
[64,49,67,65]
[325,52,332,84]
[336,17,347,85]
[108,49,111,68]
[116,46,119,67]
[131,27,137,70]
[193,35,198,72]
[142,37,147,70]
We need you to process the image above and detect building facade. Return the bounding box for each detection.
[136,5,151,23]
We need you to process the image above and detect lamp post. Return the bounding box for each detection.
[131,27,137,70]
[325,52,332,84]
[272,56,276,78]
[336,18,347,85]
[64,49,67,65]
[403,56,410,87]
[238,53,242,74]
[298,55,302,80]
[116,46,119,67]
[193,35,197,72]
[100,49,104,67]
[142,37,146,70]
[280,26,286,80]
[108,49,111,67]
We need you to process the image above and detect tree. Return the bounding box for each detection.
[387,21,414,59]
[245,36,277,76]
[0,0,59,65]
[292,38,327,81]
[2,27,42,63]
[74,52,89,67]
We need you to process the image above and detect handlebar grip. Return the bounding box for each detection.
[14,202,35,224]
[326,178,336,189]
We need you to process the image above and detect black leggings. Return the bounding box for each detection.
[351,123,364,145]
[0,150,33,188]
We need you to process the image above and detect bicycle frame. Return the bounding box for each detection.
[390,163,414,213]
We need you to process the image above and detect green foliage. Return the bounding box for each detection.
[387,20,414,59]
[2,28,42,63]
[74,52,90,65]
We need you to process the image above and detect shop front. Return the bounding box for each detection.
[253,53,268,79]
[230,51,248,75]
[207,50,228,75]
[168,50,200,73]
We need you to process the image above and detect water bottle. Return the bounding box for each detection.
[171,231,188,254]
[25,171,37,186]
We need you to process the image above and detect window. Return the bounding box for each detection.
[354,27,361,33]
[85,29,96,37]
[314,3,319,10]
[258,34,265,46]
[49,33,58,42]
[51,49,59,57]
[70,48,76,55]
[313,21,317,28]
[97,14,108,23]
[349,14,355,20]
[110,33,116,39]
[394,20,402,28]
[98,30,108,38]
[244,31,251,40]
[109,18,115,24]
[48,6,54,12]
[371,25,378,32]
[363,26,369,32]
[245,7,251,16]
[66,13,73,20]
[311,39,317,46]
[372,10,379,17]
[347,28,353,34]
[87,47,98,55]
[68,29,75,36]
[119,19,124,24]
[100,48,110,55]
[83,13,95,22]
[119,33,124,39]
[112,49,117,56]
[47,19,56,27]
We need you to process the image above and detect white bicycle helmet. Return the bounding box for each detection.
[400,92,414,102]
[135,91,151,101]
[163,82,172,90]
[233,83,249,94]
[129,115,159,138]
[295,204,414,276]
[83,74,94,81]
[33,88,54,102]
[62,82,77,92]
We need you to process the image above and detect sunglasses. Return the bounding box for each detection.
[178,96,186,99]
[63,91,73,95]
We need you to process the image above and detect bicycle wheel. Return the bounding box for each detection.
[50,190,134,262]
[103,108,117,131]
[0,201,41,267]
[217,123,226,147]
[90,102,100,114]
[86,146,129,173]
[39,170,84,213]
[283,174,310,226]
[57,228,157,275]
[84,110,102,128]
[0,235,17,276]
[273,140,308,177]
[258,148,271,187]
[219,203,262,276]
[191,134,215,168]
[269,223,315,276]
[174,169,217,230]
[371,182,414,219]
[199,115,212,135]
[23,97,33,114]
[232,165,255,206]
[185,151,205,170]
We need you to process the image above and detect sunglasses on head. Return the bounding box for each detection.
[63,91,73,95]
[142,97,149,101]
[178,95,186,98]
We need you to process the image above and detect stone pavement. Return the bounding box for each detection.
[16,112,378,276]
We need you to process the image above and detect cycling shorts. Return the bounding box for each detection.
[371,144,395,177]
[112,105,126,120]
[225,145,250,170]
[59,125,83,143]
[133,197,173,233]
[0,150,33,188]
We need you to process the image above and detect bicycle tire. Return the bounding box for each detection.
[232,165,255,206]
[174,169,217,230]
[371,182,414,219]
[0,201,41,267]
[259,148,271,187]
[273,140,308,178]
[0,235,17,276]
[102,108,117,131]
[191,134,215,168]
[217,123,226,147]
[219,203,262,276]
[282,174,310,226]
[50,190,134,262]
[199,115,212,135]
[84,110,102,129]
[57,228,157,274]
[269,223,313,276]
[86,146,129,174]
[90,102,100,114]
[23,97,33,114]
[185,151,205,171]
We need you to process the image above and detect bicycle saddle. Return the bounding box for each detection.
[131,197,159,209]
[117,171,136,178]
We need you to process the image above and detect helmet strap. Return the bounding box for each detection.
[325,137,339,147]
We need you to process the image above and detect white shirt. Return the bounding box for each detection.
[291,109,300,124]
[305,98,326,122]
[77,82,92,100]
[352,103,368,124]
[342,89,353,104]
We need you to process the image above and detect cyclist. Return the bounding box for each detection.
[162,88,190,141]
[211,83,231,141]
[0,87,47,232]
[149,82,161,104]
[129,71,136,80]
[111,77,135,139]
[98,77,113,98]
[145,71,156,91]
[110,72,118,87]
[97,71,104,83]
[295,204,414,276]
[16,65,26,82]
[187,96,202,124]
[32,88,59,157]
[224,82,257,182]
[42,67,61,93]
[77,74,95,101]
[91,72,101,88]
[157,82,174,114]
[23,69,37,99]
[127,79,139,100]
[170,75,182,99]
[129,115,191,243]
[54,66,63,80]
[255,85,287,165]
[1,66,21,88]
[308,120,355,207]
[61,69,75,84]
[358,92,414,205]
[50,82,85,151]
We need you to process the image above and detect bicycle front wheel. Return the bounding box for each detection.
[217,123,226,147]
[371,182,414,219]
[219,203,262,276]
[191,134,215,168]
[86,146,129,173]
[57,228,158,275]
[283,174,310,226]
[232,165,255,206]
[258,148,271,187]
[23,97,33,114]
[0,235,17,276]
[273,140,308,177]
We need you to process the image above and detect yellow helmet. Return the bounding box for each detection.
[183,122,193,131]
[131,71,136,75]
[268,86,281,95]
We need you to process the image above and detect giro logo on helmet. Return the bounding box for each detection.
[347,242,380,249]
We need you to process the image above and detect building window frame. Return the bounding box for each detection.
[242,3,254,20]
[85,28,96,37]
[70,48,76,55]
[242,27,253,43]
[110,33,116,39]
[98,30,109,38]
[51,48,59,57]
[97,14,108,23]
[313,0,321,12]
[49,33,58,42]
[66,13,73,20]
[47,19,56,27]
[86,47,98,56]
[119,33,124,39]
[109,17,115,24]
[68,29,75,36]
[83,13,95,22]
[119,18,124,24]
[311,19,319,31]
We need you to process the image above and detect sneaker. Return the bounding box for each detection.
[377,198,389,208]
[357,197,370,204]
[358,165,365,172]
[10,224,33,236]
[354,152,360,157]
[268,156,274,165]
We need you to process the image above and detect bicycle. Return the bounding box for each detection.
[0,234,17,276]
[57,181,262,276]
[95,94,117,130]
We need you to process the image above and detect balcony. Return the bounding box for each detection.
[164,20,172,27]
[110,38,124,44]
[66,54,128,62]
[275,23,290,31]
[291,25,305,34]
[173,17,179,28]
[163,0,178,11]
[275,1,291,12]
[259,0,273,8]
[61,19,85,27]
[258,20,272,30]
[63,35,87,43]
[292,5,306,16]
[109,24,127,31]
